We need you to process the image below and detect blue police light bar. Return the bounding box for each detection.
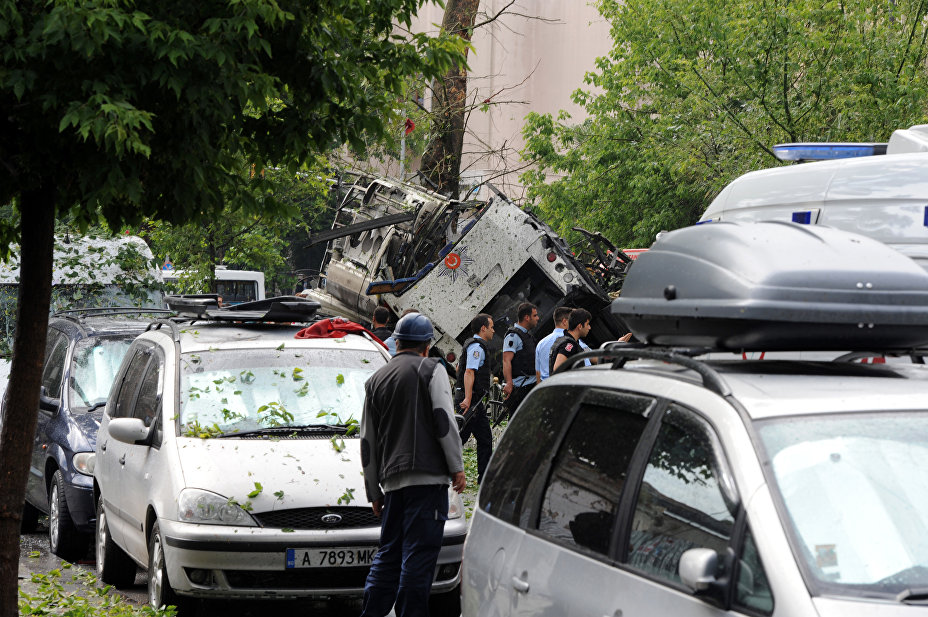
[773,143,887,162]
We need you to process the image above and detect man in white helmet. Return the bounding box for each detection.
[359,312,466,617]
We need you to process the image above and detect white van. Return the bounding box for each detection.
[0,234,164,354]
[700,125,928,270]
[162,266,265,305]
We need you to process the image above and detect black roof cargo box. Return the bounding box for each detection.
[612,222,928,351]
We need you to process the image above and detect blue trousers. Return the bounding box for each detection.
[360,484,448,617]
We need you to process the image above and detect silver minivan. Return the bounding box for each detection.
[462,222,928,616]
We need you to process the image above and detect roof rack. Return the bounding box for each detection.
[53,307,173,319]
[165,295,321,323]
[146,319,182,342]
[554,345,732,397]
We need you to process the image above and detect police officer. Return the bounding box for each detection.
[360,313,466,617]
[502,302,540,419]
[535,306,573,381]
[383,308,420,357]
[550,308,592,374]
[456,313,494,484]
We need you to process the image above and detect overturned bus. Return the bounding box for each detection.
[304,172,635,365]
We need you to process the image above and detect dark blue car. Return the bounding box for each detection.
[21,308,170,560]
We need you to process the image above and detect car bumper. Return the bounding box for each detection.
[159,516,467,599]
[63,475,95,534]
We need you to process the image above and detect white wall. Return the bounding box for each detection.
[410,1,612,199]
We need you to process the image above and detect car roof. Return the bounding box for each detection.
[547,359,928,421]
[172,321,386,354]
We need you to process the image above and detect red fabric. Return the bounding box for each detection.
[294,318,387,349]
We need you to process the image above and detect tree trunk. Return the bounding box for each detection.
[419,0,480,198]
[0,190,55,617]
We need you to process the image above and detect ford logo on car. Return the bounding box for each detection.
[321,514,342,525]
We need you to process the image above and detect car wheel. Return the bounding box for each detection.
[95,499,136,588]
[429,584,461,616]
[148,521,190,613]
[21,501,41,533]
[48,470,88,561]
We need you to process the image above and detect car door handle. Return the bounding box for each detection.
[511,574,530,594]
[118,453,126,465]
[100,441,107,452]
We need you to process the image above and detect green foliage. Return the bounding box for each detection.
[19,567,172,617]
[181,420,224,439]
[144,158,333,295]
[521,0,928,248]
[247,482,263,499]
[0,228,163,356]
[1,0,468,232]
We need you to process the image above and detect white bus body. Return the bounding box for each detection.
[162,267,265,305]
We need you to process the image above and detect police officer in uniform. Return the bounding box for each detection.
[502,302,540,419]
[360,313,466,617]
[456,313,494,484]
[550,308,593,375]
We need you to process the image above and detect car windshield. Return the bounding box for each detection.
[179,347,385,435]
[68,335,136,410]
[758,412,928,599]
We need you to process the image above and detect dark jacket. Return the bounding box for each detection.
[370,326,392,342]
[363,352,450,484]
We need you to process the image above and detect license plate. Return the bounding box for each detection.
[286,547,377,569]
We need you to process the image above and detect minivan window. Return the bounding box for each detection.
[626,405,736,584]
[112,348,152,419]
[479,386,582,527]
[133,354,163,428]
[536,391,653,556]
[736,529,774,614]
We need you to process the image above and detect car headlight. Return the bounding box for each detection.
[177,488,258,526]
[72,452,95,476]
[448,487,464,520]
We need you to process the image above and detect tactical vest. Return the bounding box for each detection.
[549,334,579,375]
[505,326,536,380]
[456,337,491,402]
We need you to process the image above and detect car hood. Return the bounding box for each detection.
[813,596,926,616]
[70,410,103,450]
[175,436,367,512]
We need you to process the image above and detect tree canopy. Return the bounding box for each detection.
[521,0,928,248]
[145,157,333,296]
[0,1,466,612]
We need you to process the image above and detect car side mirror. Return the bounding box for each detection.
[680,548,719,591]
[108,417,150,445]
[39,386,61,412]
[680,547,734,607]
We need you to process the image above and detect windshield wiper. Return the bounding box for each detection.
[897,588,928,604]
[216,424,352,438]
[84,401,107,413]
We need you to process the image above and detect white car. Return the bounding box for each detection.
[93,297,465,612]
